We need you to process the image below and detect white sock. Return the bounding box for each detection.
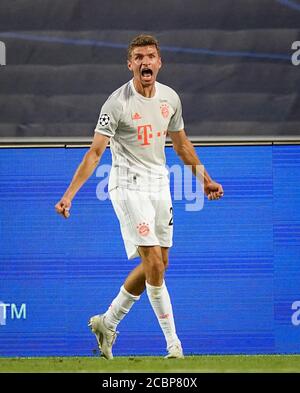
[104,285,140,331]
[146,280,180,349]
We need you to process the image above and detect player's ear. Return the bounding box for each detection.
[158,57,162,69]
[127,60,133,71]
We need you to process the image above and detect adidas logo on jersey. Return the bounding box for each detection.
[132,112,142,120]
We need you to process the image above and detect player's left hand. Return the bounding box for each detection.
[205,181,224,201]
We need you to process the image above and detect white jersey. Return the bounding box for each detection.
[95,79,184,191]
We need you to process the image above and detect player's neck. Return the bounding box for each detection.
[133,79,156,98]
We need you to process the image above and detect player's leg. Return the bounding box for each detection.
[139,245,165,285]
[159,246,183,358]
[101,187,161,331]
[139,245,183,358]
[88,276,141,360]
[113,247,170,296]
[100,263,146,333]
[123,262,146,295]
[100,246,170,334]
[161,246,169,269]
[124,248,169,295]
[89,187,158,358]
[146,187,183,358]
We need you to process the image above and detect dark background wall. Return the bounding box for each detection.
[0,0,299,139]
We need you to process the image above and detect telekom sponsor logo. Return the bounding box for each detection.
[137,124,153,146]
[137,124,167,146]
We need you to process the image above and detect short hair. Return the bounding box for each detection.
[127,34,161,60]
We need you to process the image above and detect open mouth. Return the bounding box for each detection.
[141,68,153,78]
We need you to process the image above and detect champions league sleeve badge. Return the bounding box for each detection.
[98,113,110,127]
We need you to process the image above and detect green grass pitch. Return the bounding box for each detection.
[0,355,299,373]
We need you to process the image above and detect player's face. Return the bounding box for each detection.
[128,45,162,87]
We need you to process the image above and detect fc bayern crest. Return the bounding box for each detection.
[99,113,110,127]
[160,104,169,118]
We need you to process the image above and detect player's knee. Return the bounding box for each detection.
[145,252,164,276]
[150,259,165,276]
[161,248,169,269]
[141,247,165,274]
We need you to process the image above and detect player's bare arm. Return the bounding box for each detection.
[170,129,224,200]
[55,133,110,218]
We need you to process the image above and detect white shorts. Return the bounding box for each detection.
[109,186,173,259]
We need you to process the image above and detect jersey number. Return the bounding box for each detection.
[169,207,173,226]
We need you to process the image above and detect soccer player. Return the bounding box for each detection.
[55,34,224,359]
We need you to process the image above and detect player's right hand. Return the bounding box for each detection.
[55,197,72,219]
